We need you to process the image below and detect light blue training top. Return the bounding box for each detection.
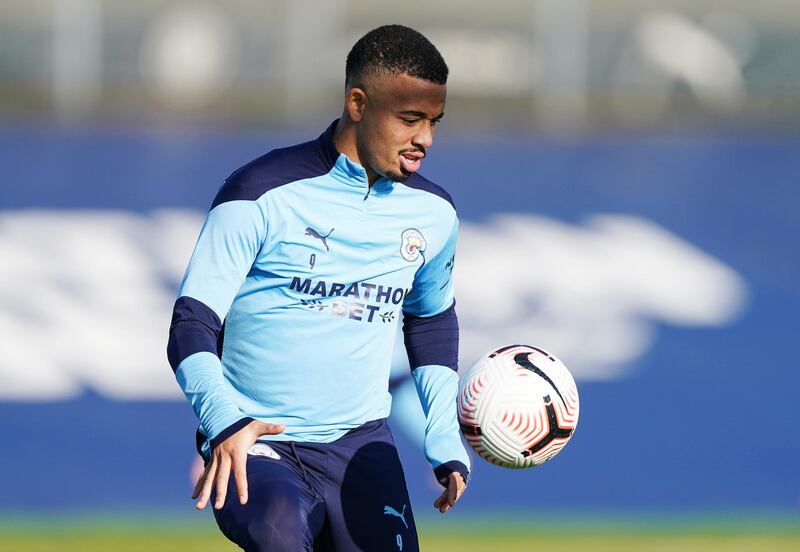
[167,120,469,481]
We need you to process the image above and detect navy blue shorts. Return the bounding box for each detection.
[212,419,419,552]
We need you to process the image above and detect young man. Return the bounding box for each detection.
[167,25,469,551]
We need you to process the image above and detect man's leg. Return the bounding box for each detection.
[322,420,420,552]
[213,452,325,552]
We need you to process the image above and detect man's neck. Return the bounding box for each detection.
[332,118,379,184]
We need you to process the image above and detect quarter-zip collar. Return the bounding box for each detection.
[317,119,396,194]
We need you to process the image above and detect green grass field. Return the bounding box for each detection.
[1,515,798,551]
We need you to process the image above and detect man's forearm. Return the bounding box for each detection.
[412,364,470,485]
[175,352,251,446]
[168,296,249,445]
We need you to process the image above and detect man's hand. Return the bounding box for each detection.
[192,420,284,510]
[433,472,467,513]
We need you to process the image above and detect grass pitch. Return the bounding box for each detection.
[1,514,797,551]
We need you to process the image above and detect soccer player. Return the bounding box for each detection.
[167,24,469,551]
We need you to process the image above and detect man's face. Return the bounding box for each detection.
[354,73,446,182]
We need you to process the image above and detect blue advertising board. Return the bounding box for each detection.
[1,125,797,514]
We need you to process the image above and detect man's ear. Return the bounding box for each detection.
[344,86,367,122]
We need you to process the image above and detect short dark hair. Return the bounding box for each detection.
[345,25,448,87]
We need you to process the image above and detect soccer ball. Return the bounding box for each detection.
[458,344,580,469]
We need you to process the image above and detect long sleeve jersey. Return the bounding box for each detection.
[167,120,469,483]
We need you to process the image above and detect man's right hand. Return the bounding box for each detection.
[192,420,285,510]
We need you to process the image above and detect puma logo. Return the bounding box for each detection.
[383,504,408,530]
[305,227,334,251]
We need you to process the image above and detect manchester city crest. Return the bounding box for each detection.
[400,228,426,262]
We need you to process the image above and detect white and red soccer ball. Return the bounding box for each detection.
[458,345,580,469]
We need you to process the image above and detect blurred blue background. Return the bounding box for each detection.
[1,0,798,521]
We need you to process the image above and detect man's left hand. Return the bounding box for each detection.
[433,472,466,513]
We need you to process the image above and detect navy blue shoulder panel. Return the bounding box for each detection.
[211,120,340,209]
[403,172,456,210]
